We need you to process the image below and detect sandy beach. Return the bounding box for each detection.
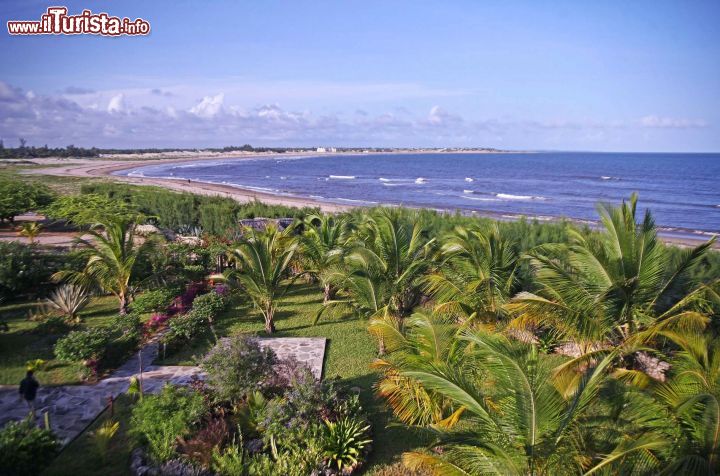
[23,153,353,213]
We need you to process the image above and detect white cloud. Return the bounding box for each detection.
[639,115,707,129]
[107,94,126,114]
[189,93,224,118]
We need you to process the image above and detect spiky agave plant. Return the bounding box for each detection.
[321,416,372,471]
[46,284,90,323]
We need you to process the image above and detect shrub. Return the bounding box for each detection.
[130,384,207,462]
[211,442,247,476]
[54,327,112,362]
[201,336,276,403]
[0,243,51,300]
[0,418,60,476]
[167,311,206,341]
[188,291,227,324]
[321,417,371,472]
[144,312,170,334]
[131,287,178,314]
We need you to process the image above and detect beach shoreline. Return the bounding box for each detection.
[22,154,718,248]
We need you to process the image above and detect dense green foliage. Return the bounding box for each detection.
[200,335,277,403]
[129,287,178,314]
[54,327,113,362]
[0,418,60,476]
[0,242,82,301]
[129,384,207,462]
[0,178,54,222]
[78,182,318,236]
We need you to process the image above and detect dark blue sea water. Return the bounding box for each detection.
[118,152,720,235]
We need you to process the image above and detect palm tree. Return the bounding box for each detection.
[507,194,714,377]
[53,219,149,315]
[225,224,299,334]
[425,225,518,324]
[18,221,42,244]
[315,210,434,353]
[400,328,671,475]
[300,214,351,303]
[653,333,720,474]
[370,311,467,427]
[46,284,90,323]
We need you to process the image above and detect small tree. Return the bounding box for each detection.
[225,225,299,334]
[18,222,42,244]
[53,219,152,314]
[0,179,54,223]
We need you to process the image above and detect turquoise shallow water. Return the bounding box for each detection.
[119,152,720,235]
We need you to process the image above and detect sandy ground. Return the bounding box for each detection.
[18,155,719,249]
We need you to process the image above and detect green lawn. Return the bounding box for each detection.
[158,282,424,473]
[0,295,123,385]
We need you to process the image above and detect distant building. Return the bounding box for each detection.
[316,147,326,152]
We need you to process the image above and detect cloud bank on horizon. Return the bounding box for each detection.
[0,80,711,150]
[1,0,718,151]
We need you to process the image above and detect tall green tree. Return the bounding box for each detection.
[225,224,299,334]
[53,219,150,314]
[426,225,519,324]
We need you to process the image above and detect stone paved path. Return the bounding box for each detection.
[0,337,326,445]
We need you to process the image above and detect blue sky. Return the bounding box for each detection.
[1,0,719,150]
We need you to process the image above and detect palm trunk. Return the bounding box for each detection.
[264,306,276,334]
[377,335,386,356]
[119,293,129,316]
[323,283,336,304]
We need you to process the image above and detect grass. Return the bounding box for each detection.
[42,394,135,476]
[0,295,123,385]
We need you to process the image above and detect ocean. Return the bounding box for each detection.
[118,152,720,237]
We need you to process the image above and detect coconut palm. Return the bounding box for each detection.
[370,311,467,427]
[652,333,720,474]
[300,214,351,303]
[315,210,434,353]
[46,284,90,323]
[507,194,714,377]
[400,328,672,475]
[425,225,518,324]
[225,224,299,334]
[18,221,42,244]
[53,219,150,315]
